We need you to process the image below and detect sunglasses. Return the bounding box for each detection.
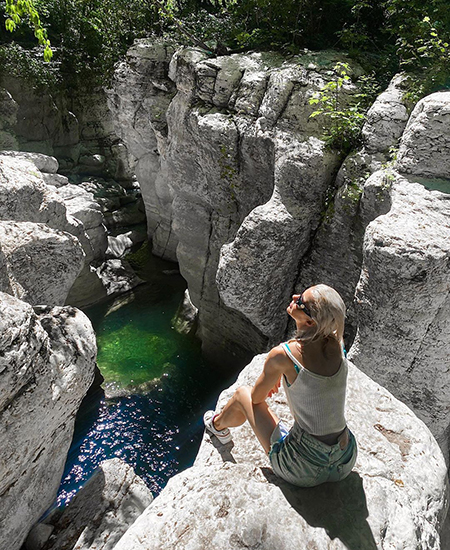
[295,293,312,318]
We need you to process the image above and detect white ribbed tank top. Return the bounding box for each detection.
[282,342,347,436]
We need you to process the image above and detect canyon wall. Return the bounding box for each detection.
[0,154,98,549]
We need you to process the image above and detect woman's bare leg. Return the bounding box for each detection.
[213,386,279,454]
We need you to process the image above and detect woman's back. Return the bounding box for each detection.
[281,340,348,437]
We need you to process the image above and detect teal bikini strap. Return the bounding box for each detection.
[283,343,300,374]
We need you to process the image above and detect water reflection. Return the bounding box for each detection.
[56,250,234,506]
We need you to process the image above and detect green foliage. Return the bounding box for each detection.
[1,0,449,101]
[4,0,52,60]
[309,63,375,153]
[0,42,59,88]
[399,16,450,102]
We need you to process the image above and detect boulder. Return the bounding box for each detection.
[1,150,59,173]
[0,154,107,266]
[172,289,198,335]
[362,75,409,154]
[105,229,146,259]
[396,91,450,178]
[0,221,85,306]
[0,155,67,228]
[96,259,145,297]
[0,292,96,550]
[113,354,448,550]
[29,459,153,550]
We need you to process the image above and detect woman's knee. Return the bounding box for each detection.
[234,385,252,402]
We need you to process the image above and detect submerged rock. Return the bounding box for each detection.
[113,354,448,549]
[28,459,153,550]
[0,292,96,550]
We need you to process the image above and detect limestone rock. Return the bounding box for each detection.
[114,354,448,550]
[106,38,177,258]
[0,155,67,228]
[33,458,153,550]
[362,75,409,154]
[96,259,145,298]
[109,42,363,363]
[64,265,107,309]
[25,524,54,550]
[396,91,450,178]
[0,88,19,150]
[105,229,146,259]
[216,138,340,340]
[56,184,104,231]
[103,200,146,229]
[293,150,390,339]
[172,289,198,335]
[1,150,59,173]
[0,292,96,550]
[0,221,85,306]
[349,170,450,458]
[0,153,106,268]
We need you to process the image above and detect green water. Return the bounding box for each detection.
[415,177,450,194]
[85,245,191,395]
[57,243,233,503]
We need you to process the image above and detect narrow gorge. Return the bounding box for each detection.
[1,37,449,549]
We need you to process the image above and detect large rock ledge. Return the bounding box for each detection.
[113,354,449,549]
[0,291,97,550]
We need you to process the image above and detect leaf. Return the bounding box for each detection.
[5,18,16,32]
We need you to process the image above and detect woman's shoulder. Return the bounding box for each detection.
[266,343,292,366]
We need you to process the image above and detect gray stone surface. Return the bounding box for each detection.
[396,91,450,178]
[105,229,146,259]
[34,458,153,550]
[0,221,85,306]
[114,354,448,550]
[97,259,145,298]
[362,75,409,154]
[172,289,198,335]
[349,169,450,458]
[109,41,359,363]
[0,292,96,550]
[1,150,59,173]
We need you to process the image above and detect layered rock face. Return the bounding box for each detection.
[108,42,363,364]
[0,292,96,550]
[113,354,449,549]
[0,72,134,179]
[0,152,101,550]
[349,91,450,457]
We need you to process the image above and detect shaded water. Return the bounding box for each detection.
[56,248,233,505]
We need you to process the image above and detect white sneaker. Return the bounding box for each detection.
[203,410,233,444]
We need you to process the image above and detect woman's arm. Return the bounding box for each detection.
[251,346,287,404]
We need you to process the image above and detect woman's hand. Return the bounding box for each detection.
[267,375,281,398]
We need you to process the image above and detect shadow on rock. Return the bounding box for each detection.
[261,468,378,550]
[209,435,237,464]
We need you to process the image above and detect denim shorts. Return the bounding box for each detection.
[269,421,357,487]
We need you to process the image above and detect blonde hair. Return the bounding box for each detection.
[296,284,346,344]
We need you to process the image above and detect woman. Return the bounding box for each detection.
[203,284,357,487]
